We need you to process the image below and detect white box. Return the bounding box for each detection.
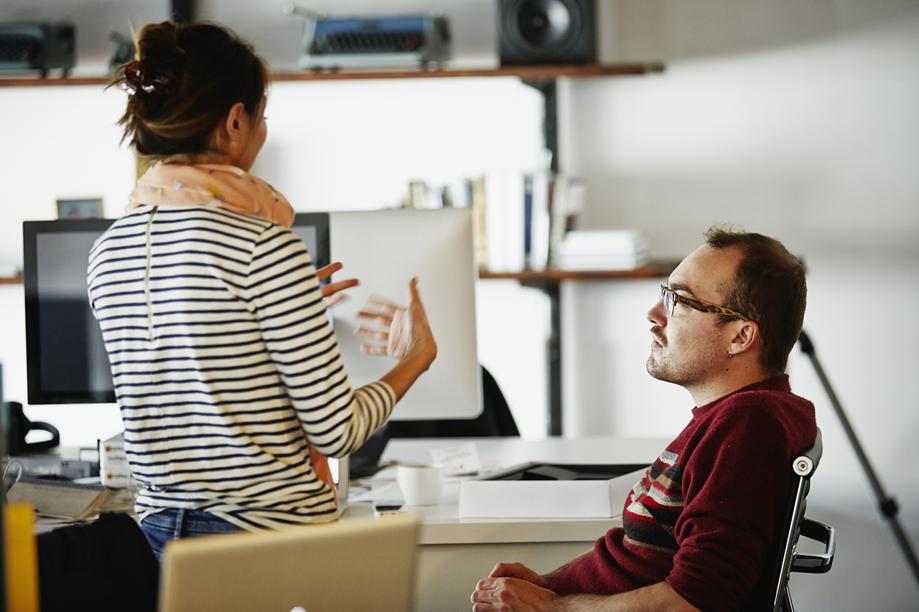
[458,463,647,519]
[99,431,132,489]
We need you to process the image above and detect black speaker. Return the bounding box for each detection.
[498,0,596,65]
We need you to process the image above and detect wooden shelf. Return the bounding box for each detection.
[0,272,23,285]
[479,261,678,282]
[0,62,665,88]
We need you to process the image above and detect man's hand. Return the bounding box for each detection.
[489,562,548,587]
[316,261,358,307]
[471,576,559,612]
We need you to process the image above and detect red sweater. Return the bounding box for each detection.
[548,375,816,611]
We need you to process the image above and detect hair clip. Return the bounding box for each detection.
[122,60,173,96]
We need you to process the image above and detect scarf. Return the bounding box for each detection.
[127,162,295,226]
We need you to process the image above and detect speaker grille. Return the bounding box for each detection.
[499,0,596,65]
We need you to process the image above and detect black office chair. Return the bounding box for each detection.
[37,512,159,612]
[765,428,837,612]
[386,365,519,438]
[349,366,518,478]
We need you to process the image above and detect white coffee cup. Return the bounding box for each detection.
[396,463,444,506]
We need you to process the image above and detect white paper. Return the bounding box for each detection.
[430,443,481,476]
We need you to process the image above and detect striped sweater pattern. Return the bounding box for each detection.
[87,205,394,530]
[622,450,684,552]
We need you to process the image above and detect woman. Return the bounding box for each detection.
[87,20,437,558]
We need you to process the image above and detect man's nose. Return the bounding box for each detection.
[647,299,666,325]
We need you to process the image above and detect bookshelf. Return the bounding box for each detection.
[0,63,664,88]
[479,262,676,282]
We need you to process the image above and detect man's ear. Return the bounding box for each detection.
[729,320,759,357]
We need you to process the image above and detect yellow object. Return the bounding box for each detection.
[3,502,40,612]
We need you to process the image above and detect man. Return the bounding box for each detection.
[471,228,816,612]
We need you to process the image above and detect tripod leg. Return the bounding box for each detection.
[798,330,919,589]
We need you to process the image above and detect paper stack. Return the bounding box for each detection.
[555,229,650,271]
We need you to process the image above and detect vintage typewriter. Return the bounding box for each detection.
[287,6,451,70]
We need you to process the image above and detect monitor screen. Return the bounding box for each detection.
[23,219,116,404]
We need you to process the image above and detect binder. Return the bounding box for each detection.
[4,502,40,612]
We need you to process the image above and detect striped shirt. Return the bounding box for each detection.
[87,205,395,531]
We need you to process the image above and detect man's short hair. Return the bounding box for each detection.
[704,227,807,373]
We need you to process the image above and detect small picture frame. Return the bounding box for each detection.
[56,198,104,219]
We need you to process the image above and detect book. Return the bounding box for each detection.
[556,229,651,270]
[469,176,489,269]
[484,172,525,272]
[528,171,551,270]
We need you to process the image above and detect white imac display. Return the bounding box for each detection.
[317,208,482,420]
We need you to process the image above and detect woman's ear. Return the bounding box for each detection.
[224,102,247,141]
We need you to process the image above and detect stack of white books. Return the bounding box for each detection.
[555,229,650,270]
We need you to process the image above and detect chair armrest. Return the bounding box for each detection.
[791,518,836,574]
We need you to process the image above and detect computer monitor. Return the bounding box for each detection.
[22,217,330,405]
[23,219,116,404]
[22,217,348,490]
[318,208,482,420]
[23,209,481,422]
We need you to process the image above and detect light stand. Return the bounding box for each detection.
[798,330,919,588]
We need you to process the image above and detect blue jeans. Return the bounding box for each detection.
[140,508,241,562]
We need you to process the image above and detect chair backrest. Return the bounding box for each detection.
[386,365,519,438]
[768,428,837,612]
[159,513,418,612]
[37,512,159,612]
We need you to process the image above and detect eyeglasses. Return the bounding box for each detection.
[659,285,751,321]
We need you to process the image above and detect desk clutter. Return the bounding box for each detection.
[3,431,134,522]
[350,439,651,521]
[6,477,134,522]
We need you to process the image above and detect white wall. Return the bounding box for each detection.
[2,0,918,609]
[560,1,919,609]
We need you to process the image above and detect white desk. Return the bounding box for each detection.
[345,436,668,612]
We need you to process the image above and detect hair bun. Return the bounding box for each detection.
[121,21,187,115]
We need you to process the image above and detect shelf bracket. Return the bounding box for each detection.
[171,0,195,23]
[522,78,559,174]
[521,278,563,437]
[521,77,561,435]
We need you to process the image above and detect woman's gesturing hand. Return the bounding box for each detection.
[355,277,437,368]
[316,261,358,308]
